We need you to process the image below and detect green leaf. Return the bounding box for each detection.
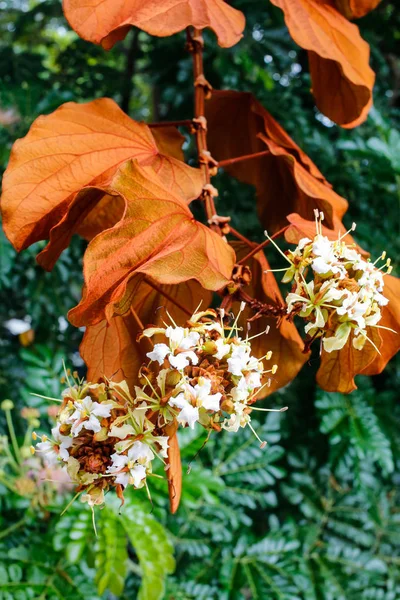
[95,507,128,597]
[121,495,175,600]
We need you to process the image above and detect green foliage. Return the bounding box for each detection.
[52,497,174,599]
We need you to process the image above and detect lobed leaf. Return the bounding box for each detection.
[206,90,348,233]
[269,0,375,127]
[62,0,246,50]
[69,161,234,327]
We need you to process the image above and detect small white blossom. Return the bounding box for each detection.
[107,441,153,488]
[146,327,200,370]
[68,396,113,436]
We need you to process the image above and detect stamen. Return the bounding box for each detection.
[264,230,293,264]
[250,406,288,412]
[30,393,62,403]
[248,421,267,449]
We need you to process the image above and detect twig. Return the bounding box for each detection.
[229,226,256,248]
[218,149,271,168]
[121,29,139,113]
[148,119,193,129]
[237,226,289,265]
[144,277,192,316]
[186,27,221,235]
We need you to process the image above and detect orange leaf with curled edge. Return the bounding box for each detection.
[81,310,146,387]
[284,213,400,392]
[68,160,234,328]
[269,0,375,128]
[317,328,382,393]
[360,275,400,377]
[232,242,308,396]
[206,90,348,233]
[0,98,204,264]
[81,278,212,385]
[76,127,188,242]
[284,212,369,258]
[335,0,381,19]
[62,0,245,50]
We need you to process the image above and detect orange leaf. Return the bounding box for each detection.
[69,161,234,327]
[0,98,204,263]
[285,212,369,257]
[206,90,347,232]
[62,0,245,50]
[361,275,400,376]
[77,127,188,242]
[232,242,308,396]
[81,311,146,385]
[81,278,212,385]
[317,328,382,393]
[163,422,182,514]
[269,0,375,127]
[335,0,381,19]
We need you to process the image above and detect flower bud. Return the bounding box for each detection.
[1,399,14,410]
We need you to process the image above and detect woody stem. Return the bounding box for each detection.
[229,226,256,248]
[237,226,289,265]
[144,277,192,317]
[148,119,193,129]
[186,27,220,234]
[218,150,271,168]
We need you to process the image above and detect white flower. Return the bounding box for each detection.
[312,235,333,260]
[214,337,231,360]
[36,440,57,464]
[52,424,72,461]
[146,327,200,370]
[36,424,72,464]
[169,393,199,428]
[68,397,113,436]
[336,292,368,328]
[222,405,250,432]
[227,344,262,378]
[169,377,222,428]
[146,343,170,364]
[107,441,153,488]
[153,435,169,458]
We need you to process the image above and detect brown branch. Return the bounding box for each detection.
[218,149,271,169]
[186,27,221,235]
[237,226,289,265]
[228,226,256,248]
[121,29,139,113]
[148,119,194,129]
[144,277,192,317]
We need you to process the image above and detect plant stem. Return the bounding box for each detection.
[237,226,289,265]
[144,277,192,316]
[218,149,271,168]
[148,119,193,129]
[121,29,139,113]
[186,27,220,234]
[0,517,26,540]
[229,226,255,248]
[5,408,21,465]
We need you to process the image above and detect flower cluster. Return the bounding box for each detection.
[34,307,284,509]
[273,211,393,353]
[34,378,168,507]
[141,306,279,441]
